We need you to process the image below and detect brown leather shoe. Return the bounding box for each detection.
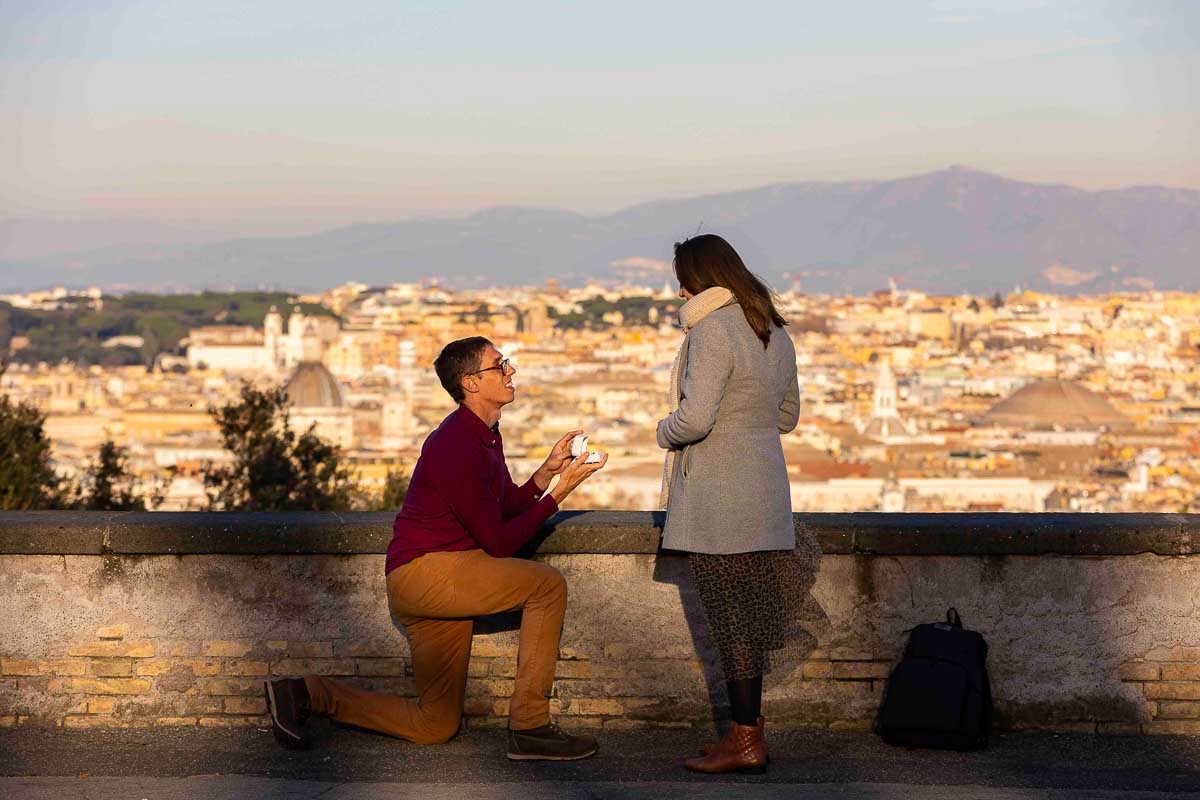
[265,678,312,750]
[686,719,768,774]
[507,723,599,761]
[701,716,764,755]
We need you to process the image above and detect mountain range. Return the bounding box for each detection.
[2,166,1197,295]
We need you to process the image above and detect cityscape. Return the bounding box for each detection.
[3,279,1198,513]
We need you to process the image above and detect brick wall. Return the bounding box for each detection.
[0,622,902,733]
[1120,647,1200,735]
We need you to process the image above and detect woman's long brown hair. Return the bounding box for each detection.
[673,234,787,347]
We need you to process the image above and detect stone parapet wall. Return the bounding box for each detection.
[2,512,1199,734]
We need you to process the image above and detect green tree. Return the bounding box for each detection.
[0,375,69,510]
[78,440,153,511]
[0,302,12,353]
[368,469,410,511]
[204,383,356,511]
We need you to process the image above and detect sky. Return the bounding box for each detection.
[1,0,1197,236]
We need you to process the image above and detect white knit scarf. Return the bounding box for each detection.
[659,286,735,508]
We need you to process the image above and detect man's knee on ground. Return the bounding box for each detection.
[415,711,462,745]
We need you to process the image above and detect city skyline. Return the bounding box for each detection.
[2,1,1197,236]
[4,280,1199,515]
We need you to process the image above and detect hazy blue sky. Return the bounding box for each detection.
[2,0,1196,234]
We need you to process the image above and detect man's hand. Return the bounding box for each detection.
[550,451,608,506]
[533,430,584,490]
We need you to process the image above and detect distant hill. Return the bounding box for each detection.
[0,218,231,261]
[2,166,1197,295]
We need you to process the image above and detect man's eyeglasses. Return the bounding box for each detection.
[469,358,511,376]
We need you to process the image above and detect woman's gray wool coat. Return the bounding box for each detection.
[657,304,800,554]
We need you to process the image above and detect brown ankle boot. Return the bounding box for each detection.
[700,716,764,755]
[686,719,768,774]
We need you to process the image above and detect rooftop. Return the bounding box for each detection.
[983,378,1131,430]
[284,361,347,409]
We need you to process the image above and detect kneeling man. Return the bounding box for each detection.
[265,336,606,760]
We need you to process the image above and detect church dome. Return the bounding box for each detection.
[284,362,346,408]
[982,379,1129,430]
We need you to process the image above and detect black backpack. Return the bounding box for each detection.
[875,608,993,751]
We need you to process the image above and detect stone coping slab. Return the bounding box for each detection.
[0,511,1197,556]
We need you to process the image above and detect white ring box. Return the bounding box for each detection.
[570,434,603,464]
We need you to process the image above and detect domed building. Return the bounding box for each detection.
[283,328,354,449]
[982,379,1130,431]
[286,362,346,408]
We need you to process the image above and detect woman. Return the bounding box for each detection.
[656,233,821,774]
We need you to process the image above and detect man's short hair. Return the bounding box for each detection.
[434,336,493,403]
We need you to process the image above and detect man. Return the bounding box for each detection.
[265,336,607,761]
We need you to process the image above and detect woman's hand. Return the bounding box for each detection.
[550,451,608,505]
[534,430,584,489]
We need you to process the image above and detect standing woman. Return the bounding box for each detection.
[657,234,821,774]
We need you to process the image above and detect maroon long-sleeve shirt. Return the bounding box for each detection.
[385,405,559,574]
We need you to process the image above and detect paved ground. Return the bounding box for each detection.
[2,724,1199,799]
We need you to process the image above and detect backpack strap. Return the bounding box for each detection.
[946,608,963,628]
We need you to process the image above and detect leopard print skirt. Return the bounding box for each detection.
[688,528,823,682]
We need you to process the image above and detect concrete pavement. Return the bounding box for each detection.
[3,776,1199,799]
[2,724,1198,798]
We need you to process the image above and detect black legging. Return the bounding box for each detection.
[727,675,762,726]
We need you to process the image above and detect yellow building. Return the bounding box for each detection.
[124,409,218,440]
[908,308,953,340]
[44,412,121,450]
[327,331,402,379]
